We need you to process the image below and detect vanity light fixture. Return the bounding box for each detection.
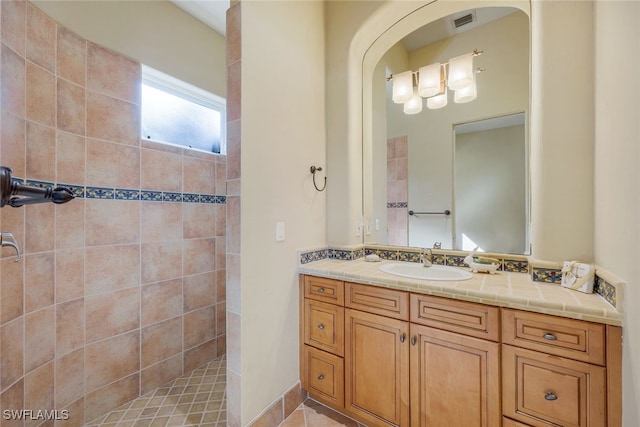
[388,49,484,114]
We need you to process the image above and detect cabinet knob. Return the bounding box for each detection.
[400,333,406,343]
[543,333,557,341]
[317,374,325,380]
[410,336,417,345]
[317,287,325,293]
[317,323,325,330]
[544,391,558,401]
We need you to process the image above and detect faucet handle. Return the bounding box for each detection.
[433,242,442,249]
[1,232,21,262]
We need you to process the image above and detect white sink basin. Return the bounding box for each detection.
[379,263,473,281]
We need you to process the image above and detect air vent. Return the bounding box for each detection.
[453,13,474,28]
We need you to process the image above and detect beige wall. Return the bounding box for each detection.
[31,0,227,97]
[239,1,326,424]
[593,1,640,425]
[0,2,226,423]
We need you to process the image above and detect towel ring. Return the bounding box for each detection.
[310,166,326,192]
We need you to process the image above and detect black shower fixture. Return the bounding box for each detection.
[0,166,75,208]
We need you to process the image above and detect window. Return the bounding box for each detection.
[141,65,226,154]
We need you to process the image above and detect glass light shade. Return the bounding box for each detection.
[403,88,423,115]
[392,71,414,104]
[417,63,441,98]
[454,78,477,103]
[447,53,474,91]
[426,88,448,109]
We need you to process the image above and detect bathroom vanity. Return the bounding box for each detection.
[298,259,622,427]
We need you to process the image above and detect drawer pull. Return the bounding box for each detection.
[317,287,325,293]
[544,392,558,401]
[317,323,325,330]
[543,333,557,341]
[317,374,325,380]
[410,336,417,345]
[400,333,406,343]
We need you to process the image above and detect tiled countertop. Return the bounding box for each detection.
[297,258,623,326]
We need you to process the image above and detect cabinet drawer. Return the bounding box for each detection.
[502,417,532,427]
[303,345,344,408]
[345,282,409,320]
[502,309,605,365]
[304,276,344,305]
[410,293,500,341]
[502,345,606,427]
[304,299,344,356]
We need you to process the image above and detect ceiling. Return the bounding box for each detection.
[170,0,229,36]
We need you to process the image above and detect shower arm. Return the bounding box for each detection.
[0,166,75,208]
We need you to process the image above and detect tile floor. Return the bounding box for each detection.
[86,355,363,427]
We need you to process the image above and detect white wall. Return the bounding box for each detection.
[240,1,326,423]
[31,0,227,97]
[593,1,640,425]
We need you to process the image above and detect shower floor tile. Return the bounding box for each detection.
[86,356,226,427]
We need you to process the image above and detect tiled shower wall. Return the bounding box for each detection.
[387,136,408,246]
[0,1,226,425]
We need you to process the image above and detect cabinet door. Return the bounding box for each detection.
[410,323,500,427]
[345,309,409,427]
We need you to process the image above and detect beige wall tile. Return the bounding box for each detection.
[25,203,55,254]
[183,238,216,276]
[184,339,217,373]
[227,61,241,123]
[141,148,182,192]
[86,331,139,392]
[1,45,26,118]
[183,157,216,195]
[1,0,26,56]
[25,3,55,72]
[84,373,139,423]
[57,26,86,86]
[86,139,140,189]
[86,287,139,344]
[61,397,85,427]
[141,202,182,243]
[25,120,55,181]
[215,204,226,237]
[26,62,55,126]
[24,252,55,313]
[184,306,216,350]
[226,119,241,180]
[85,200,140,246]
[56,132,86,186]
[1,318,24,389]
[227,311,241,375]
[0,380,24,425]
[283,383,307,419]
[141,317,182,368]
[1,257,24,324]
[55,199,85,250]
[216,269,226,302]
[249,398,283,427]
[216,301,226,338]
[24,362,54,427]
[184,272,216,313]
[141,279,183,327]
[86,91,138,146]
[55,248,84,303]
[87,42,140,103]
[1,112,26,177]
[140,354,183,395]
[141,241,182,284]
[85,244,140,295]
[55,348,84,410]
[57,79,85,136]
[183,204,216,239]
[24,307,55,373]
[56,298,85,356]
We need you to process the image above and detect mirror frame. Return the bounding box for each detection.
[361,0,531,252]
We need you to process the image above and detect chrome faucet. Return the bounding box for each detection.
[421,248,432,268]
[433,241,442,249]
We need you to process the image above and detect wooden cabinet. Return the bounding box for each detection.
[345,308,409,426]
[299,275,622,427]
[410,323,500,427]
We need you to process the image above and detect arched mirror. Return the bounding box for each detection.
[363,4,530,254]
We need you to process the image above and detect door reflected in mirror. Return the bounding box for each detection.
[364,6,530,254]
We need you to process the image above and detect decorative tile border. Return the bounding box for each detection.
[594,275,617,308]
[13,178,225,205]
[531,267,562,284]
[386,202,408,208]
